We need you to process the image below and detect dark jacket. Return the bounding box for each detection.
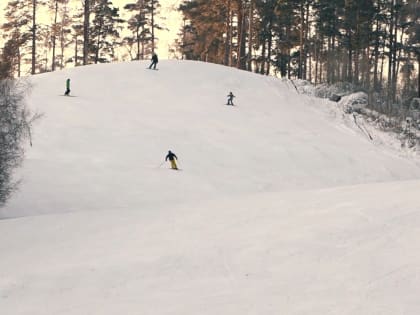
[152,54,158,63]
[165,151,177,161]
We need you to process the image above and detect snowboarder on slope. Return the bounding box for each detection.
[165,150,178,170]
[227,91,235,105]
[64,78,71,96]
[149,53,158,70]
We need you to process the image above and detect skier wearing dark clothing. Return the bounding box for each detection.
[227,91,235,105]
[165,150,178,170]
[64,78,71,96]
[149,53,158,69]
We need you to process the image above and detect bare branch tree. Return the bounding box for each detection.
[0,79,40,206]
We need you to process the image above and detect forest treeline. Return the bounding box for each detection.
[178,0,419,109]
[0,0,161,78]
[0,0,418,109]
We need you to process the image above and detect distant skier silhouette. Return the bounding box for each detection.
[64,78,71,96]
[149,53,158,70]
[226,91,235,105]
[165,150,178,170]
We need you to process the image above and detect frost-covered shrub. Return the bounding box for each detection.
[411,98,420,110]
[290,79,315,95]
[408,98,420,122]
[294,80,364,101]
[291,79,419,151]
[314,82,357,99]
[340,92,368,114]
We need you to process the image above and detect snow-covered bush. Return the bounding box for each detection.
[293,80,363,101]
[291,78,419,150]
[291,79,315,96]
[315,82,356,99]
[340,92,369,114]
[408,98,420,122]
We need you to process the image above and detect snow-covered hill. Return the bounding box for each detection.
[1,60,420,315]
[2,60,419,217]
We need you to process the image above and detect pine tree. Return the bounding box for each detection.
[48,0,71,71]
[0,41,17,79]
[399,0,419,99]
[124,0,151,60]
[83,0,91,65]
[179,0,227,63]
[146,0,162,54]
[273,0,299,78]
[2,0,33,76]
[90,0,124,63]
[254,0,277,74]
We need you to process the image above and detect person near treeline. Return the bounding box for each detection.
[165,150,178,170]
[149,53,158,69]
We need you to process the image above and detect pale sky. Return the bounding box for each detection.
[0,0,183,60]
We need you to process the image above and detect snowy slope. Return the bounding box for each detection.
[1,60,419,217]
[1,180,420,315]
[1,60,420,315]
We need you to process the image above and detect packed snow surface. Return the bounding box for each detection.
[1,60,420,314]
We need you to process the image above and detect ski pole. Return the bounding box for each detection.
[157,160,165,168]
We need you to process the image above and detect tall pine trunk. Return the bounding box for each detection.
[237,1,247,70]
[373,19,380,91]
[417,53,420,98]
[266,16,273,75]
[83,0,90,65]
[391,8,400,103]
[348,30,353,83]
[298,2,304,79]
[74,33,78,66]
[260,38,266,74]
[31,0,36,74]
[247,0,253,71]
[387,0,396,106]
[52,1,58,71]
[151,0,155,53]
[304,1,310,80]
[225,0,231,66]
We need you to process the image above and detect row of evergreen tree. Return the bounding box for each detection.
[0,0,161,79]
[178,0,419,110]
[0,0,418,108]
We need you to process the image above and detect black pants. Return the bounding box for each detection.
[65,88,70,95]
[149,61,157,69]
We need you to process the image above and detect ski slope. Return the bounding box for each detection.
[1,60,420,315]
